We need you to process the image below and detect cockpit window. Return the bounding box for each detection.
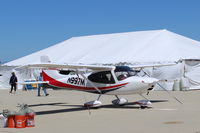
[88,71,115,84]
[114,66,137,81]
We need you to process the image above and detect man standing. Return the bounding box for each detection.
[9,72,18,93]
[37,73,49,96]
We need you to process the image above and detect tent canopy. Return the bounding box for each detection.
[5,29,200,66]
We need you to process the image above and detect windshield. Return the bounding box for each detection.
[88,71,115,84]
[114,66,136,81]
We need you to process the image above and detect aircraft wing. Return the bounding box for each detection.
[25,63,115,71]
[20,62,177,71]
[130,62,177,69]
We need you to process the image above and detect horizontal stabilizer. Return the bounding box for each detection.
[17,81,49,85]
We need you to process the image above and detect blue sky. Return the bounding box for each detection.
[0,0,199,63]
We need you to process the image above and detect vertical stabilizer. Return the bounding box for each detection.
[40,56,51,63]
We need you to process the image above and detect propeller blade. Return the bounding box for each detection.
[141,69,183,104]
[157,83,183,104]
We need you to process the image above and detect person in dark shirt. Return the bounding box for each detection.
[9,72,18,93]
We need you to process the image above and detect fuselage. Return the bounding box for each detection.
[42,66,158,95]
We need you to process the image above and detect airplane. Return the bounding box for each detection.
[20,62,179,108]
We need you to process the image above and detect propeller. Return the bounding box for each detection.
[141,69,183,104]
[156,82,183,104]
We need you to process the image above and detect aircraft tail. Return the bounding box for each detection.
[42,70,67,81]
[42,70,71,89]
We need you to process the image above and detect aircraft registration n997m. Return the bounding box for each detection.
[23,62,177,108]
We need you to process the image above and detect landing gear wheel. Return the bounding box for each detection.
[84,100,102,108]
[140,106,148,109]
[136,100,152,109]
[112,98,128,106]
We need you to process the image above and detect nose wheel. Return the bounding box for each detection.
[135,100,152,109]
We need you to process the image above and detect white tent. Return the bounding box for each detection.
[1,29,200,90]
[5,29,200,65]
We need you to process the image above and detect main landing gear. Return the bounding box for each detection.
[112,95,152,108]
[112,95,128,106]
[84,95,129,107]
[83,94,152,109]
[84,95,102,108]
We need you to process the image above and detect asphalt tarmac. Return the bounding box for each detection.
[0,89,200,133]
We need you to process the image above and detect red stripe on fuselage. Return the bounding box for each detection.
[42,71,128,91]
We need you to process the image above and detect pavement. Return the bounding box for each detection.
[0,89,200,133]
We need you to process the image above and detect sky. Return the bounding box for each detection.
[0,0,200,63]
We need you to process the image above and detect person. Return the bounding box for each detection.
[37,73,49,96]
[117,74,127,81]
[9,72,18,93]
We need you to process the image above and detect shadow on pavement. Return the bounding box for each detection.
[28,100,168,115]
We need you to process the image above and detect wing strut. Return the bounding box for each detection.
[75,69,102,94]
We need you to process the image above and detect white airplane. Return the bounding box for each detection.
[23,62,179,108]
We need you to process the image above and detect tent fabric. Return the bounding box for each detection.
[184,60,200,89]
[0,66,15,89]
[0,66,40,90]
[5,29,200,66]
